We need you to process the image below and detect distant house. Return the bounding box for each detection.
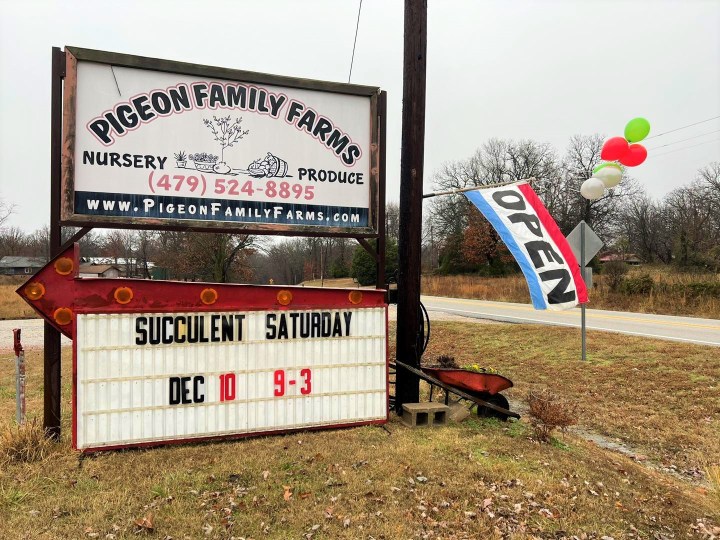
[599,253,643,266]
[78,264,122,278]
[0,256,47,275]
[81,257,155,278]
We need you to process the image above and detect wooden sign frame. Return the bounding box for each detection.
[59,47,385,238]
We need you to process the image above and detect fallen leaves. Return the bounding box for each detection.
[134,512,154,533]
[538,508,554,518]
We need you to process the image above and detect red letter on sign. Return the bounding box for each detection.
[274,370,285,397]
[219,373,236,401]
[300,368,312,395]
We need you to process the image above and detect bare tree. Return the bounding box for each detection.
[550,134,641,241]
[426,138,561,271]
[0,226,26,256]
[135,230,157,279]
[697,162,720,235]
[102,230,138,276]
[254,238,308,284]
[698,161,720,194]
[25,226,50,259]
[665,180,718,268]
[385,202,400,244]
[617,192,673,263]
[0,199,16,228]
[155,232,258,283]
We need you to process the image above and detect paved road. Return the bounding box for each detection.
[3,298,719,351]
[421,295,720,347]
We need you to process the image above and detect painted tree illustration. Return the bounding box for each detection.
[203,116,250,161]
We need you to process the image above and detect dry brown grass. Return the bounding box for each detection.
[0,418,53,464]
[422,267,720,319]
[0,282,37,320]
[0,331,718,538]
[706,463,720,509]
[526,388,579,442]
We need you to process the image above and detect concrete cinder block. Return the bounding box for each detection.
[401,402,451,428]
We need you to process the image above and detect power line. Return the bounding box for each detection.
[645,115,720,140]
[649,137,720,158]
[646,129,720,150]
[348,0,363,83]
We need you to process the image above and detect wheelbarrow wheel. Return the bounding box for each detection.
[476,393,511,420]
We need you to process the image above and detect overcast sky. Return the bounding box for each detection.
[1,0,719,232]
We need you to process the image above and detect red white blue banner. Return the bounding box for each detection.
[464,181,588,310]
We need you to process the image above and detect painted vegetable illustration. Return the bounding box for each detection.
[248,152,288,178]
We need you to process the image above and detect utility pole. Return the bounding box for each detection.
[395,0,427,411]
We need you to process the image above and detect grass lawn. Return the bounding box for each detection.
[1,323,718,539]
[422,322,720,473]
[421,271,720,319]
[0,282,36,320]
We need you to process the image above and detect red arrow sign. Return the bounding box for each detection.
[17,244,385,339]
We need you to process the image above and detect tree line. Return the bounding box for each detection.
[2,136,718,284]
[425,137,720,274]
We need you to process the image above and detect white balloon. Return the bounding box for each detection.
[595,165,622,188]
[580,177,606,200]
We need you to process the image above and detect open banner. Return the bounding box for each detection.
[464,181,588,310]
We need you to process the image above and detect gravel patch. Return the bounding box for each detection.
[0,318,71,354]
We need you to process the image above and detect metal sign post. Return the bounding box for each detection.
[567,220,603,362]
[13,329,26,424]
[580,222,587,361]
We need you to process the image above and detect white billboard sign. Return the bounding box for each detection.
[61,47,382,235]
[74,307,387,451]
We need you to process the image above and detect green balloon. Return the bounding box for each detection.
[593,162,622,174]
[624,117,651,143]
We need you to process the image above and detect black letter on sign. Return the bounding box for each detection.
[162,316,174,344]
[539,269,576,304]
[193,376,205,403]
[169,377,181,405]
[266,314,277,339]
[136,317,148,345]
[492,190,525,211]
[525,240,563,269]
[181,376,192,404]
[88,119,112,144]
[508,213,543,237]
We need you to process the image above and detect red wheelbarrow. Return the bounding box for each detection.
[421,367,514,419]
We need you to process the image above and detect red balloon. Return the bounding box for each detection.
[619,144,647,167]
[601,137,629,161]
